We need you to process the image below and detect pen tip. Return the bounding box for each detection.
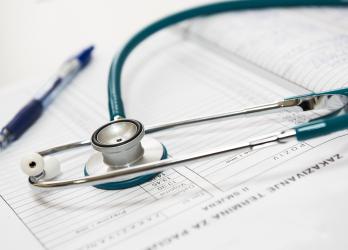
[77,45,95,67]
[85,45,95,53]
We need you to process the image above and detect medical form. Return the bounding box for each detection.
[1,7,348,250]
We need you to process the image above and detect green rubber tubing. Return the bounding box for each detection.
[286,87,348,100]
[107,0,348,120]
[295,111,348,141]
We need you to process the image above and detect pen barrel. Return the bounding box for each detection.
[6,100,43,140]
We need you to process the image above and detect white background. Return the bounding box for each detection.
[0,0,210,88]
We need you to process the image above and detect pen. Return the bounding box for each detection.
[0,45,94,151]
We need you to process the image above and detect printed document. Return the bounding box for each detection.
[1,7,348,250]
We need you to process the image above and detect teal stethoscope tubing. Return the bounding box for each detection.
[108,0,348,138]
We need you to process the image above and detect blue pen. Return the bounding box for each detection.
[0,45,94,150]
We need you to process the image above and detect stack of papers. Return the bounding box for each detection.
[1,6,348,250]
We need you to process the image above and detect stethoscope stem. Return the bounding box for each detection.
[30,129,295,190]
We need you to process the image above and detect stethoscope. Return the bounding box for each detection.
[21,0,348,190]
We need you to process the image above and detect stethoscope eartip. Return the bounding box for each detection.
[21,153,44,176]
[21,153,61,180]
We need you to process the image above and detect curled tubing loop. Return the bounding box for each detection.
[107,0,348,119]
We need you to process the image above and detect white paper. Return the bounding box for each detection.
[1,7,348,250]
[186,7,348,92]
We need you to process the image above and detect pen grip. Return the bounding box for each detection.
[6,99,43,140]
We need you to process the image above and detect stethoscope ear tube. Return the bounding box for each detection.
[23,91,348,189]
[26,109,348,190]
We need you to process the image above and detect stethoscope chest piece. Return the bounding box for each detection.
[85,119,167,190]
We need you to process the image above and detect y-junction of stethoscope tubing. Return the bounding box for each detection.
[30,129,296,190]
